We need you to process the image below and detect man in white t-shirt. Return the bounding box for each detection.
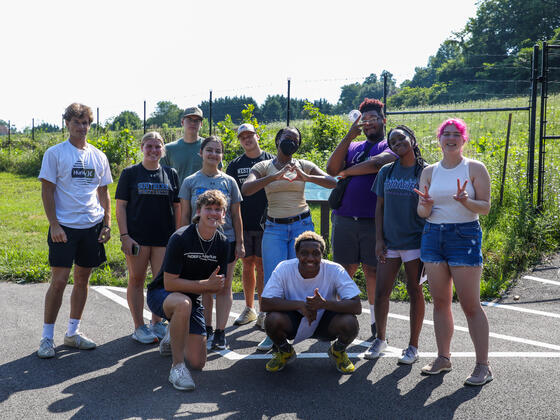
[261,231,361,374]
[37,103,113,359]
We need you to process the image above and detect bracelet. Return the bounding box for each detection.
[103,226,111,230]
[120,233,129,237]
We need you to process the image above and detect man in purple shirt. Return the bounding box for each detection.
[326,98,396,338]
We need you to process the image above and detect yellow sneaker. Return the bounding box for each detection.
[266,347,296,372]
[328,344,355,374]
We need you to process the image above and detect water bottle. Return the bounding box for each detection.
[348,110,361,123]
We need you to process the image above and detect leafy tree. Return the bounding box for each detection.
[110,111,142,130]
[147,101,183,127]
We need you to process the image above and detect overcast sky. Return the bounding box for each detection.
[1,0,478,130]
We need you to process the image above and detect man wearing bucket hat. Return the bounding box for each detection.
[226,123,274,327]
[161,106,207,184]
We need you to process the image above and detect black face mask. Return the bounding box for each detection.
[279,138,299,156]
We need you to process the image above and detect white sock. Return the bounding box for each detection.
[67,318,80,336]
[42,324,55,340]
[369,304,375,325]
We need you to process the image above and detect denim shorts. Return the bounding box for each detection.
[420,221,483,267]
[146,287,206,336]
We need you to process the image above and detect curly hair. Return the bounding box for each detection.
[192,190,227,224]
[63,103,93,124]
[294,230,326,255]
[358,98,385,118]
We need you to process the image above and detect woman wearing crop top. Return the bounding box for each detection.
[242,127,337,351]
[414,118,492,386]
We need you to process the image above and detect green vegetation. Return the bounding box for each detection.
[1,93,559,302]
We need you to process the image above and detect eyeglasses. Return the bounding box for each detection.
[361,117,382,125]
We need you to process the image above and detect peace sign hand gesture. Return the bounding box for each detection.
[453,178,469,204]
[413,185,434,207]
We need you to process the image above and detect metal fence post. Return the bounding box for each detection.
[96,107,100,138]
[527,44,539,200]
[287,77,291,126]
[209,90,213,135]
[383,73,388,109]
[537,42,548,210]
[32,118,34,141]
[143,100,147,134]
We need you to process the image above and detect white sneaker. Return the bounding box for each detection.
[256,312,266,329]
[38,337,55,358]
[159,327,171,356]
[398,345,419,365]
[132,324,158,344]
[168,362,195,391]
[234,306,257,325]
[364,338,388,360]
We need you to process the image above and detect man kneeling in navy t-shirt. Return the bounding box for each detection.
[261,231,362,374]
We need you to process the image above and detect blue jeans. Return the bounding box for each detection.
[262,215,314,285]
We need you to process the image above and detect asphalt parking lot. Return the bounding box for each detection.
[2,256,560,419]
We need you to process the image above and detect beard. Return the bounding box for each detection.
[365,126,385,142]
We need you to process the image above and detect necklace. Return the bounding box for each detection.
[196,225,216,256]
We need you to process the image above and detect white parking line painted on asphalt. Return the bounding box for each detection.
[359,309,560,351]
[92,286,152,320]
[523,275,560,286]
[482,301,560,319]
[93,286,560,354]
[213,350,560,360]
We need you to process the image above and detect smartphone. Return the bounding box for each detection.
[132,244,140,256]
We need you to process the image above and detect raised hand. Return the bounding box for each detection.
[346,113,362,141]
[273,163,294,181]
[453,178,469,203]
[305,288,326,311]
[207,266,225,292]
[413,185,434,207]
[290,164,309,182]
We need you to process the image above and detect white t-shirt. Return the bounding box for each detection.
[262,258,360,302]
[38,140,113,228]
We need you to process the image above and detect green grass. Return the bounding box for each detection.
[0,173,327,295]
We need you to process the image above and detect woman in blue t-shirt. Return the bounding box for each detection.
[116,131,181,344]
[366,125,426,364]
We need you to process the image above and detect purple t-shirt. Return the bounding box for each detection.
[333,139,394,218]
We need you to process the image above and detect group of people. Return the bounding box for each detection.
[36,99,492,392]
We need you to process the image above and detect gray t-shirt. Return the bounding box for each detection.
[372,160,425,250]
[179,171,242,241]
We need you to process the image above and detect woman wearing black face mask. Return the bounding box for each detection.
[242,127,337,351]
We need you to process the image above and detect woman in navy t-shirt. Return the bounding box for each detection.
[116,131,180,344]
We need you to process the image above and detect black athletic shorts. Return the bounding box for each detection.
[47,222,107,268]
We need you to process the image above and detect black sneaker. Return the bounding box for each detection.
[211,329,227,350]
[370,323,377,338]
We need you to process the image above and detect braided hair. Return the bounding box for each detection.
[386,125,427,179]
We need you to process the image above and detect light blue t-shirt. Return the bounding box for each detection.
[179,171,242,241]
